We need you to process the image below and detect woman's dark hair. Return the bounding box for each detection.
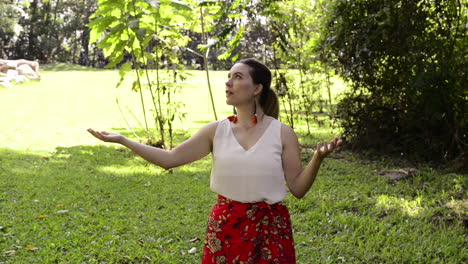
[237,58,279,119]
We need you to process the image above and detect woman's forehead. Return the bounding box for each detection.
[229,63,251,74]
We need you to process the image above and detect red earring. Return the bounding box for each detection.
[228,107,238,123]
[227,115,238,123]
[252,102,257,124]
[227,105,257,124]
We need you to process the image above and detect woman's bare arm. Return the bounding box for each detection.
[87,121,218,170]
[281,124,342,199]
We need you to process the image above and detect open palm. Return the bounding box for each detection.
[315,137,342,160]
[87,128,123,143]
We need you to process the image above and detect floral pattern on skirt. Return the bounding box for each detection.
[202,195,296,264]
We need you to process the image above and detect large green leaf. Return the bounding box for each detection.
[88,16,118,44]
[117,62,132,88]
[166,0,192,12]
[145,0,160,8]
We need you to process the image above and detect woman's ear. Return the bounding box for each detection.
[254,84,263,96]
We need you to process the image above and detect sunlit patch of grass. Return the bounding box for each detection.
[446,199,468,216]
[375,194,425,217]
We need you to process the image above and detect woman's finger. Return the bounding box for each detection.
[87,128,98,138]
[87,128,108,141]
[327,138,337,151]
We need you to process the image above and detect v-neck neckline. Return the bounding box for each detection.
[228,118,275,152]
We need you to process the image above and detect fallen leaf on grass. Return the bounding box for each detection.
[188,247,197,254]
[56,210,69,214]
[37,215,48,219]
[4,249,16,256]
[24,245,39,251]
[189,237,200,243]
[379,168,419,181]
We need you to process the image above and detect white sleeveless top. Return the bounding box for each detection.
[210,118,287,204]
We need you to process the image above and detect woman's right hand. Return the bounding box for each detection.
[87,128,124,144]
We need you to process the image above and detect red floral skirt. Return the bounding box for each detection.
[202,195,296,264]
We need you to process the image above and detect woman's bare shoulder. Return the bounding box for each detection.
[278,121,299,145]
[199,120,224,137]
[276,119,294,133]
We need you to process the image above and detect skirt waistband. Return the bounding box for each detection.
[216,194,284,209]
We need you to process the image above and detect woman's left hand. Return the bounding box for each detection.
[314,137,343,161]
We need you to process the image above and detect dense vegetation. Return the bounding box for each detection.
[319,0,468,165]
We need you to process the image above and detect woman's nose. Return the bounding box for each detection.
[225,79,232,87]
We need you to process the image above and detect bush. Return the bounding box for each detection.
[320,0,468,164]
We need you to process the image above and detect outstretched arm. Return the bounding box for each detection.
[281,124,342,199]
[87,121,218,170]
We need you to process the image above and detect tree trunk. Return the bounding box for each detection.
[27,0,38,60]
[79,28,90,66]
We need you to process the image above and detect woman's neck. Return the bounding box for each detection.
[234,103,265,128]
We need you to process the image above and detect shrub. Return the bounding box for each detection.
[320,0,468,163]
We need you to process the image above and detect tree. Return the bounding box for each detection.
[320,0,468,163]
[89,0,193,148]
[2,0,98,64]
[0,0,26,59]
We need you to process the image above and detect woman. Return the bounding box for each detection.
[88,58,342,263]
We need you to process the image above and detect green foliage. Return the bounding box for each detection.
[2,0,98,64]
[0,1,25,58]
[196,0,288,64]
[320,0,468,163]
[0,1,20,37]
[89,0,193,148]
[263,0,337,132]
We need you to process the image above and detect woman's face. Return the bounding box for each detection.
[225,63,261,106]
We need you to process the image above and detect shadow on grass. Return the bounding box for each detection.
[0,145,213,263]
[0,144,206,181]
[0,145,133,171]
[0,145,466,263]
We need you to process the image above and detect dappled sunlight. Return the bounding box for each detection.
[97,165,163,176]
[375,194,425,217]
[445,199,468,216]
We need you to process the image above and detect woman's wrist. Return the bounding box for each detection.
[313,151,325,163]
[117,135,129,145]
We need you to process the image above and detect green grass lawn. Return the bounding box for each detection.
[0,65,466,263]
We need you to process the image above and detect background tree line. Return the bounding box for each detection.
[1,0,466,167]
